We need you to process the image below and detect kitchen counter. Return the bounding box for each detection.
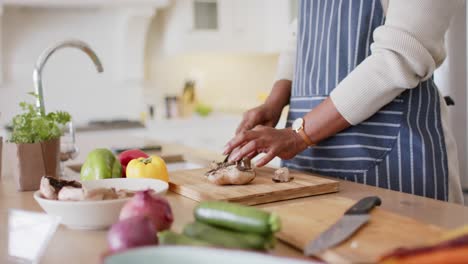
[1,132,468,263]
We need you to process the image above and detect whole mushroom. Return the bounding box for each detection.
[205,159,256,185]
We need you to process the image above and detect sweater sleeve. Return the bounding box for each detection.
[329,0,463,125]
[275,19,298,81]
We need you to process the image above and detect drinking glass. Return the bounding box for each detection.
[59,120,79,177]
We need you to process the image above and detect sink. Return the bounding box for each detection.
[76,119,145,132]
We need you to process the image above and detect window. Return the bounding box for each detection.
[193,0,218,30]
[290,0,299,22]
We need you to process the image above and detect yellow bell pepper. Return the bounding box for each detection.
[126,156,169,182]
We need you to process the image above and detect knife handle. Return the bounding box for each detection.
[345,196,382,215]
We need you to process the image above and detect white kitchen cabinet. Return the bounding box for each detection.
[161,0,295,55]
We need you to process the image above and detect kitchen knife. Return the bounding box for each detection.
[304,196,382,256]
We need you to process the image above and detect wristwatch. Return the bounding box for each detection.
[292,117,314,146]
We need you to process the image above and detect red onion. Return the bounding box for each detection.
[119,190,174,231]
[107,215,157,253]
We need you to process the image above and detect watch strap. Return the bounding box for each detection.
[298,128,314,146]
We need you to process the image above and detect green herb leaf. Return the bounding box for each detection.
[9,92,72,144]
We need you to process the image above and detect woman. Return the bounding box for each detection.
[224,0,464,203]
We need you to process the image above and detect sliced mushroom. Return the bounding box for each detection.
[39,175,139,201]
[58,186,85,201]
[273,167,293,183]
[205,158,256,185]
[40,177,58,200]
[116,189,137,199]
[84,187,119,200]
[39,176,82,200]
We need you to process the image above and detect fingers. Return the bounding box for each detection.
[235,110,259,135]
[235,119,255,135]
[252,124,266,131]
[226,125,269,159]
[223,130,257,155]
[235,120,248,135]
[227,146,242,161]
[235,105,271,135]
[229,140,261,162]
[232,148,258,161]
[255,150,276,167]
[246,150,258,160]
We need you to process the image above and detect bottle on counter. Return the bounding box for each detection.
[148,105,155,120]
[180,80,196,118]
[164,95,180,119]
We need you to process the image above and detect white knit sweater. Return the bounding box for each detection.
[275,0,464,203]
[276,0,463,125]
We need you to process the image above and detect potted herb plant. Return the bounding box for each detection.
[8,93,71,191]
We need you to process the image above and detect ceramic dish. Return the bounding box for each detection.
[34,178,168,230]
[104,246,318,264]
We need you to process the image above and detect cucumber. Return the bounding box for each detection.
[158,230,213,247]
[183,221,275,250]
[194,201,281,235]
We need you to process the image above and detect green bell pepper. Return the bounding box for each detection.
[80,148,122,181]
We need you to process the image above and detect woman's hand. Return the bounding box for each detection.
[223,125,308,167]
[231,103,283,162]
[235,79,292,135]
[235,104,282,135]
[224,79,293,163]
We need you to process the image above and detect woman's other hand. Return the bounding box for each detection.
[235,104,281,135]
[235,80,292,135]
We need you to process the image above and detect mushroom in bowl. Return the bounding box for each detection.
[34,177,168,230]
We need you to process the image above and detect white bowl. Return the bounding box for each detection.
[33,178,168,230]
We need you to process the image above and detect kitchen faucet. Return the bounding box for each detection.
[33,39,104,116]
[32,40,103,172]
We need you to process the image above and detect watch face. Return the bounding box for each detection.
[292,118,304,131]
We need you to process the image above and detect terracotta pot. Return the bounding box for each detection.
[11,138,60,191]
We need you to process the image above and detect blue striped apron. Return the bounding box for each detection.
[284,0,449,201]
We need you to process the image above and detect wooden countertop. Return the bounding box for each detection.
[1,131,468,263]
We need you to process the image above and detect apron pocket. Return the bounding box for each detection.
[285,93,407,177]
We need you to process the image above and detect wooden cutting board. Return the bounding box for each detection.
[262,196,444,263]
[169,167,339,205]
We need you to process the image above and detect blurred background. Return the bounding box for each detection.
[0,0,298,125]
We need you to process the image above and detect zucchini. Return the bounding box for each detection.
[183,221,275,250]
[158,230,213,247]
[194,201,281,235]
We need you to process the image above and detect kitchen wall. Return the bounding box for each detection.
[143,1,282,115]
[434,6,468,188]
[0,7,147,127]
[0,5,281,127]
[145,52,279,115]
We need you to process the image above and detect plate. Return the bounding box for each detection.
[104,246,318,264]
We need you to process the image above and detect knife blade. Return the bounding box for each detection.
[304,196,382,256]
